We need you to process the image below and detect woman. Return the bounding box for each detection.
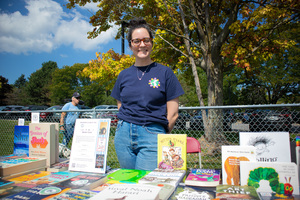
[111,18,184,170]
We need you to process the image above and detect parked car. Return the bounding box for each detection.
[19,105,49,121]
[81,105,118,119]
[40,105,63,122]
[1,105,25,119]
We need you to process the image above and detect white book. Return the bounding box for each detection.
[239,132,291,162]
[221,145,256,185]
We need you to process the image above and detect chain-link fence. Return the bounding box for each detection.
[0,104,299,169]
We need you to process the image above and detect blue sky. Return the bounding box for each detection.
[0,0,129,84]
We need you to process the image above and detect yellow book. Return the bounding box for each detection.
[157,134,187,170]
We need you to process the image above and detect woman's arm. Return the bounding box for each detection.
[167,97,180,133]
[117,100,122,110]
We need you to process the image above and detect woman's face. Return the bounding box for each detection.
[130,28,152,60]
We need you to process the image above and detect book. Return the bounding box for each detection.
[0,182,37,199]
[0,157,47,178]
[106,168,151,184]
[138,168,186,187]
[240,161,300,197]
[0,154,27,162]
[1,167,47,180]
[0,179,14,188]
[7,171,52,183]
[69,119,111,173]
[221,145,256,186]
[13,126,30,156]
[47,159,69,172]
[46,188,98,200]
[88,183,161,200]
[2,183,70,200]
[29,123,58,167]
[24,171,81,185]
[55,173,107,190]
[169,184,215,200]
[157,134,187,170]
[239,132,291,162]
[215,185,260,200]
[185,168,221,187]
[143,183,176,200]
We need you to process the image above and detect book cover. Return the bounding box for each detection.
[13,126,30,156]
[24,171,81,185]
[221,145,256,186]
[46,188,98,200]
[106,168,151,184]
[157,134,187,170]
[240,161,300,197]
[47,159,69,172]
[7,171,52,183]
[55,173,107,190]
[0,179,14,188]
[88,183,161,200]
[1,167,47,180]
[239,132,291,162]
[0,157,47,177]
[143,183,175,200]
[215,185,260,200]
[69,119,111,174]
[0,154,27,162]
[29,123,57,167]
[2,184,70,200]
[169,184,215,200]
[138,168,186,187]
[185,168,221,187]
[0,182,37,199]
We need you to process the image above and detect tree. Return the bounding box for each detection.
[67,0,299,142]
[14,74,27,89]
[0,76,13,105]
[25,61,58,105]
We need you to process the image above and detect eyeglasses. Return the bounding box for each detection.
[131,38,152,46]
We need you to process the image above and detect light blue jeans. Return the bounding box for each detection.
[62,124,74,147]
[114,120,166,170]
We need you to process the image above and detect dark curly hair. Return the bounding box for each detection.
[127,18,153,47]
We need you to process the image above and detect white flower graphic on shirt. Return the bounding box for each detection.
[148,78,160,88]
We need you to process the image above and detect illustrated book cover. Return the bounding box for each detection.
[0,182,37,199]
[23,171,81,185]
[169,184,215,200]
[29,123,57,167]
[46,188,98,200]
[88,183,161,200]
[0,154,27,162]
[0,157,47,177]
[7,171,52,183]
[142,183,175,200]
[0,179,14,188]
[157,134,187,170]
[185,168,220,187]
[69,118,111,174]
[221,145,256,186]
[13,126,29,156]
[239,132,291,162]
[215,185,260,200]
[240,161,299,197]
[106,168,151,184]
[138,168,186,187]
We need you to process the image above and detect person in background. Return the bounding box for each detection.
[111,18,184,170]
[60,92,81,147]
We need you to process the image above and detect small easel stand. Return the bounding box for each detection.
[296,136,300,184]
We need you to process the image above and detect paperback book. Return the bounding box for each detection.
[13,126,29,156]
[7,171,52,183]
[143,183,175,200]
[47,159,69,172]
[185,168,220,187]
[215,184,260,200]
[46,188,98,200]
[0,179,14,188]
[24,171,81,185]
[169,184,215,200]
[0,182,37,199]
[106,168,151,184]
[157,134,187,170]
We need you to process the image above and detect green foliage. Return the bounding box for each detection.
[0,76,13,105]
[14,74,27,89]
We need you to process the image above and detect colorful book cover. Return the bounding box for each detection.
[46,189,98,200]
[8,171,52,183]
[13,126,29,156]
[0,183,37,199]
[47,160,69,172]
[185,168,220,187]
[0,154,27,162]
[216,185,260,200]
[24,171,81,185]
[157,134,187,170]
[240,161,300,197]
[143,183,175,200]
[106,168,151,184]
[0,179,14,188]
[2,184,70,200]
[88,184,161,200]
[169,184,215,200]
[221,145,256,186]
[239,132,291,162]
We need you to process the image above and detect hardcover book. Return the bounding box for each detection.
[138,168,186,187]
[157,134,187,170]
[13,126,29,156]
[29,123,58,167]
[169,184,215,200]
[185,168,220,187]
[88,183,161,200]
[239,132,291,162]
[240,161,300,197]
[221,145,256,186]
[0,157,47,177]
[0,182,37,199]
[46,188,98,200]
[215,184,260,200]
[23,171,81,185]
[106,168,151,184]
[7,171,51,183]
[69,119,111,174]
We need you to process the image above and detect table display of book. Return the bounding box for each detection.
[184,168,220,187]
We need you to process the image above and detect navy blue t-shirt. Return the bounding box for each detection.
[111,62,184,131]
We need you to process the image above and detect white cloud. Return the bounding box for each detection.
[0,0,118,54]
